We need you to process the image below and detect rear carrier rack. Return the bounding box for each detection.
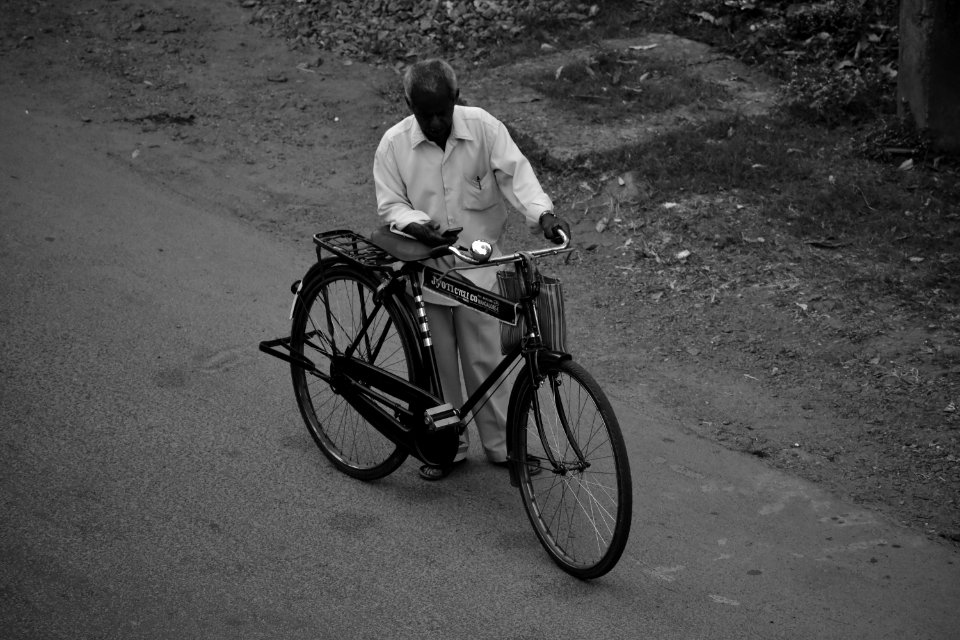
[259,231,395,369]
[313,230,396,268]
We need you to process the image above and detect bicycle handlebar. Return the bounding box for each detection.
[446,230,571,266]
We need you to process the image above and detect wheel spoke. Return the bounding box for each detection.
[291,266,416,480]
[515,361,632,578]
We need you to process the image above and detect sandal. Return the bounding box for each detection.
[418,457,466,481]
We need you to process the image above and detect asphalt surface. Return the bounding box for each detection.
[2,94,959,639]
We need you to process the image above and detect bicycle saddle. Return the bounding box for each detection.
[369,225,451,262]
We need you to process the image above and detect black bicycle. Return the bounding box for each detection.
[260,227,632,579]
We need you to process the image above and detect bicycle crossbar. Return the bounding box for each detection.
[422,265,519,325]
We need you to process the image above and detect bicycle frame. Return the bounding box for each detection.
[260,229,583,472]
[327,260,532,432]
[259,229,633,578]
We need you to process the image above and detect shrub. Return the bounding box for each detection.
[667,0,900,125]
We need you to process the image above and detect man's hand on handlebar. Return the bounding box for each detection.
[539,212,571,245]
[403,221,459,247]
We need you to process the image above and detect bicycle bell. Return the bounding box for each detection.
[470,240,492,263]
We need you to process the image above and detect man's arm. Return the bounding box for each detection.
[373,134,455,246]
[487,119,553,225]
[486,119,570,243]
[373,136,432,230]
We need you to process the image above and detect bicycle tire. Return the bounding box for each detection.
[509,358,632,579]
[290,261,419,480]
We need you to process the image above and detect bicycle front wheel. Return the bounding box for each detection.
[290,262,419,480]
[510,358,632,579]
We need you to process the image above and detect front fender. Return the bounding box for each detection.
[505,350,572,487]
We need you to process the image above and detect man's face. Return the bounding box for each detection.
[408,86,458,147]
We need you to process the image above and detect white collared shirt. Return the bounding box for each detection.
[374,105,553,303]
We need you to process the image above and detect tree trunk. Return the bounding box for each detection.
[898,0,960,152]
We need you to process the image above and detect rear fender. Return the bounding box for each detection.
[289,258,349,319]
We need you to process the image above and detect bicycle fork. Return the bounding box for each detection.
[513,255,589,476]
[528,369,591,475]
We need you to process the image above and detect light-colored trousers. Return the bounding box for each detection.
[425,302,511,463]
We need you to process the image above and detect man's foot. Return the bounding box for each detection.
[492,456,542,476]
[418,457,466,481]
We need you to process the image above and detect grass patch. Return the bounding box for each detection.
[520,47,729,120]
[556,111,960,306]
[574,115,824,191]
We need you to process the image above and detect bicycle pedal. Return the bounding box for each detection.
[424,403,461,432]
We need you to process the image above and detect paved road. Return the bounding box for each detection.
[2,96,959,639]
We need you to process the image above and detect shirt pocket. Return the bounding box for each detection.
[461,171,500,211]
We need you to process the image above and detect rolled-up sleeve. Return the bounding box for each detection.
[374,135,431,229]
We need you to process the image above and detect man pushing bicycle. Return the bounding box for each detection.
[373,58,571,480]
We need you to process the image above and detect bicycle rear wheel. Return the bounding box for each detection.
[290,262,418,480]
[510,358,632,579]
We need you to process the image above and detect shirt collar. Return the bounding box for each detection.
[410,106,474,148]
[450,107,473,142]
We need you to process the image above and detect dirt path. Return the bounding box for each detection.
[3,0,957,545]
